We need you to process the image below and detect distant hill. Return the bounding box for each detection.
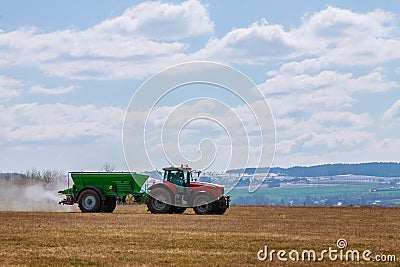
[226,162,400,177]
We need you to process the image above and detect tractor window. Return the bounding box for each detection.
[183,171,191,186]
[165,170,184,186]
[163,171,169,182]
[163,169,192,187]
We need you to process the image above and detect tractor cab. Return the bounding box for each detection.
[162,165,196,188]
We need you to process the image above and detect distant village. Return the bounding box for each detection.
[199,172,400,206]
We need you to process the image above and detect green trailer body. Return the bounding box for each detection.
[58,172,149,213]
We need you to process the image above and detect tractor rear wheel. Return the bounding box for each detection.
[146,187,172,214]
[78,189,102,213]
[212,203,227,215]
[193,194,213,215]
[211,196,228,215]
[101,196,116,213]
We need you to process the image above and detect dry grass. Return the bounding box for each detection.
[0,205,399,266]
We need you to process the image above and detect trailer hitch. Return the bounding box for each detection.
[59,195,74,205]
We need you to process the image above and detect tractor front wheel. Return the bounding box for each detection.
[78,189,102,213]
[193,194,213,215]
[146,187,172,214]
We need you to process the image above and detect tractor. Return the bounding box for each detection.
[146,165,230,215]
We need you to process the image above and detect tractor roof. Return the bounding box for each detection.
[163,166,192,171]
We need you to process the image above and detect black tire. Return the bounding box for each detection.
[193,194,213,215]
[211,197,228,215]
[146,187,172,214]
[212,203,227,215]
[78,189,102,213]
[168,206,187,214]
[101,196,116,213]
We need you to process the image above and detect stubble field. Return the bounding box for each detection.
[0,205,399,266]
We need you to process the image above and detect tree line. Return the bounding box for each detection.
[0,168,65,185]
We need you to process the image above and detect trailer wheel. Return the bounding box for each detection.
[125,194,135,205]
[193,194,213,215]
[78,189,102,213]
[146,187,172,214]
[101,196,116,213]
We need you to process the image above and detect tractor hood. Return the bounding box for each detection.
[190,181,225,198]
[190,181,223,189]
[190,181,223,188]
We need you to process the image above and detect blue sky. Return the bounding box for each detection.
[1,1,400,172]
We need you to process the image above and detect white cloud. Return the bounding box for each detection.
[95,0,214,40]
[251,6,400,163]
[196,18,296,63]
[197,6,400,69]
[261,69,398,124]
[296,7,397,47]
[260,68,395,165]
[301,7,400,66]
[262,70,398,97]
[0,103,124,142]
[347,71,399,93]
[384,100,400,120]
[0,75,23,88]
[276,130,374,155]
[0,5,398,81]
[309,111,372,129]
[0,0,213,80]
[278,58,328,75]
[0,25,188,79]
[261,71,352,94]
[303,131,373,149]
[281,7,400,74]
[29,85,76,95]
[0,75,23,101]
[0,88,19,102]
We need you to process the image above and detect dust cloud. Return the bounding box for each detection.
[0,179,77,212]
